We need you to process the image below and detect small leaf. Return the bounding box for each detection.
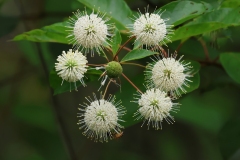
[221,0,240,8]
[13,21,69,44]
[121,49,157,62]
[220,52,240,84]
[111,28,122,55]
[49,68,102,95]
[77,0,132,31]
[158,1,207,26]
[133,40,142,50]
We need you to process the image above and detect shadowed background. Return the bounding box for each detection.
[1,0,240,160]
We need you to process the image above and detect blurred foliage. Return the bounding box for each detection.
[1,0,240,160]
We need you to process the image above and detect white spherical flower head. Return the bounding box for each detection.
[146,56,192,98]
[134,88,178,130]
[131,12,172,48]
[77,94,125,142]
[55,49,88,90]
[68,10,112,55]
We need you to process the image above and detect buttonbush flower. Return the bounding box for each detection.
[133,88,179,130]
[55,49,88,90]
[130,10,173,48]
[145,55,192,98]
[67,10,113,55]
[77,94,125,142]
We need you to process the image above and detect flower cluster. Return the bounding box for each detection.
[53,7,193,142]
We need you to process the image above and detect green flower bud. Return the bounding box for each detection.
[105,61,123,78]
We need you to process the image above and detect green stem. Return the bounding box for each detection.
[121,73,143,94]
[120,62,146,68]
[103,80,111,99]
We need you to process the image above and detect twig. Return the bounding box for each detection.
[103,80,111,99]
[121,73,143,94]
[120,62,146,68]
[121,46,132,52]
[87,63,105,67]
[198,38,210,61]
[113,36,135,61]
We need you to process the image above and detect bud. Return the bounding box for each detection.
[105,61,123,78]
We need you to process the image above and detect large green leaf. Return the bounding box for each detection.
[158,1,207,26]
[220,52,240,84]
[171,7,240,41]
[13,21,69,44]
[120,49,157,62]
[110,28,122,55]
[77,0,132,31]
[49,68,102,95]
[221,0,240,8]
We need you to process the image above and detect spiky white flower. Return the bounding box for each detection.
[55,49,88,90]
[131,11,173,48]
[77,94,125,142]
[67,10,113,55]
[133,88,179,130]
[145,55,192,97]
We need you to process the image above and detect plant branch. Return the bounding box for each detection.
[113,36,135,61]
[87,63,105,67]
[120,62,146,68]
[103,80,111,99]
[198,38,210,61]
[121,46,132,52]
[121,73,143,94]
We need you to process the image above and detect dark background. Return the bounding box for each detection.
[1,0,240,160]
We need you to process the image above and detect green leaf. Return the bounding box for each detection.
[219,116,240,160]
[171,7,240,41]
[120,49,157,62]
[221,0,240,8]
[111,28,122,55]
[158,1,207,26]
[49,68,102,95]
[220,52,240,84]
[13,21,69,44]
[133,40,142,50]
[77,0,132,31]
